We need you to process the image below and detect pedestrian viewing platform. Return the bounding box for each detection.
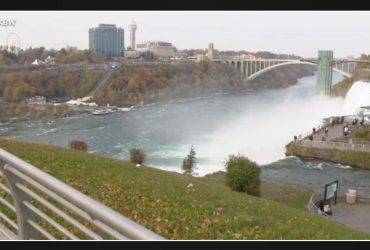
[292,116,370,154]
[308,187,370,234]
[331,200,370,233]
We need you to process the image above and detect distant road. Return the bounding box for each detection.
[89,67,116,97]
[0,62,108,74]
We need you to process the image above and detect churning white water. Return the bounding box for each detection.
[194,75,346,174]
[343,80,370,115]
[195,79,370,175]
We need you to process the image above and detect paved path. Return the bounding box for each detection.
[312,124,347,141]
[330,201,370,234]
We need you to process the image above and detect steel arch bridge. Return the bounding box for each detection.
[221,51,370,95]
[224,58,357,81]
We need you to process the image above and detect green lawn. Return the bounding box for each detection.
[203,171,311,211]
[0,137,369,239]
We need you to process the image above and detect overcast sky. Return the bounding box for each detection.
[0,11,369,58]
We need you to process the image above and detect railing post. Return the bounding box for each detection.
[0,162,40,240]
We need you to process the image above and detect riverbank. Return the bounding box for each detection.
[0,137,368,239]
[0,102,86,122]
[286,141,370,171]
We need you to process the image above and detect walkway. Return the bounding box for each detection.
[311,123,345,141]
[296,122,370,153]
[330,201,370,234]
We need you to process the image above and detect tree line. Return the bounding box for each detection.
[93,61,243,106]
[0,59,316,105]
[0,47,106,66]
[0,69,104,102]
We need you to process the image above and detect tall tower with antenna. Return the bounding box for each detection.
[129,20,137,50]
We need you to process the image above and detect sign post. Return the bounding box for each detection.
[324,180,338,205]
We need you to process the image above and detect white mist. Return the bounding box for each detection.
[343,80,370,115]
[195,74,351,176]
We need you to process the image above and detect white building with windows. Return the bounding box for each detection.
[136,41,176,58]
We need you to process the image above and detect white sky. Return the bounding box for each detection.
[0,11,369,58]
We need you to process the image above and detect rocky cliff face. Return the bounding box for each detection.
[286,143,370,170]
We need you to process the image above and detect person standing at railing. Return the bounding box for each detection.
[344,125,349,136]
[330,117,335,127]
[360,116,365,126]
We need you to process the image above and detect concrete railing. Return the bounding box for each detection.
[295,139,370,153]
[336,186,370,202]
[0,148,164,240]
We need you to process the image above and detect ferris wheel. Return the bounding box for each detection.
[6,33,21,53]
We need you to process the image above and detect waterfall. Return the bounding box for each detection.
[343,80,370,115]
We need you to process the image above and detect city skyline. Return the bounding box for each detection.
[0,11,370,58]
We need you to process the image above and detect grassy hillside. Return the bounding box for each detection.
[0,137,369,239]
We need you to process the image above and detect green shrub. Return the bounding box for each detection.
[68,140,88,152]
[129,148,146,164]
[225,154,261,196]
[352,128,369,138]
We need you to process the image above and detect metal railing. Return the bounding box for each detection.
[0,148,165,240]
[307,190,329,217]
[307,186,370,217]
[296,123,325,141]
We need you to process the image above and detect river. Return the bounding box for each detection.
[2,72,370,190]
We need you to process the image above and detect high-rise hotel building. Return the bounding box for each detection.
[89,24,124,57]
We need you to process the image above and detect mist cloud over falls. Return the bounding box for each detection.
[193,75,367,175]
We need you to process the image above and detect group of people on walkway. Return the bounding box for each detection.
[329,116,345,127]
[352,117,366,126]
[293,115,369,144]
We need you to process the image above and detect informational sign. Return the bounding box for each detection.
[324,180,338,205]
